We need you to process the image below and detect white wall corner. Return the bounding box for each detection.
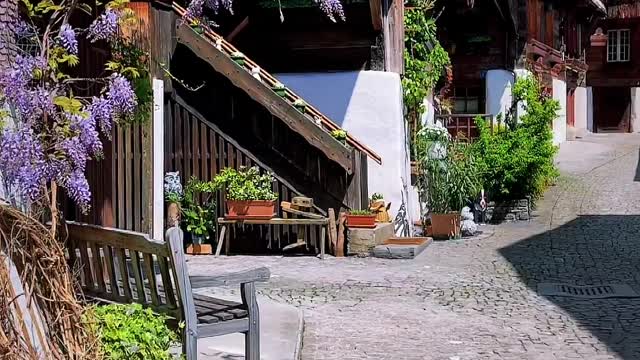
[630,87,640,132]
[152,78,165,240]
[587,87,595,132]
[486,69,514,119]
[552,78,567,145]
[574,86,589,136]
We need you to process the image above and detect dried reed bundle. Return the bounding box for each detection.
[0,204,100,359]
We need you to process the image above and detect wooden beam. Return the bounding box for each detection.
[370,0,383,31]
[176,23,354,173]
[226,16,249,43]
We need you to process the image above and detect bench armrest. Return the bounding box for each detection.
[189,267,270,289]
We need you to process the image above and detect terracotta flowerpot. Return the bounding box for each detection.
[346,214,377,229]
[430,213,461,240]
[225,200,276,220]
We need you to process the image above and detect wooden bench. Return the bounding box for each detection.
[65,222,270,360]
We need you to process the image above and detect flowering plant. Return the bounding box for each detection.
[0,0,142,229]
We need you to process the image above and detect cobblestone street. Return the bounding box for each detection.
[189,133,640,360]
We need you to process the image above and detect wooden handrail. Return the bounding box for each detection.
[172,3,382,165]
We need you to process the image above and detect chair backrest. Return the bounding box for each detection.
[66,222,181,319]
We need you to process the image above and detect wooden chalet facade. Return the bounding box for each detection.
[65,0,388,253]
[437,0,605,142]
[587,0,640,132]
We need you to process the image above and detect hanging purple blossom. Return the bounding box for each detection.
[59,137,89,171]
[63,169,91,213]
[89,97,114,136]
[185,0,205,19]
[67,114,103,157]
[0,127,46,200]
[106,74,137,118]
[316,0,345,22]
[87,9,120,43]
[58,24,78,54]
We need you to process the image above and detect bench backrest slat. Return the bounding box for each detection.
[66,222,181,318]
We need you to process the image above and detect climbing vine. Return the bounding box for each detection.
[403,0,451,157]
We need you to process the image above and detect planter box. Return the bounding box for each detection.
[346,214,376,229]
[225,200,276,220]
[431,213,461,240]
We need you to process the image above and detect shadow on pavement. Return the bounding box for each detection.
[499,215,640,359]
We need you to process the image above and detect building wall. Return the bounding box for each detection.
[552,77,567,144]
[275,71,416,233]
[574,86,589,135]
[587,86,595,132]
[587,18,640,87]
[631,87,640,132]
[486,70,515,118]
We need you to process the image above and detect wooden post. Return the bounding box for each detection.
[152,78,165,241]
[336,212,346,257]
[328,208,337,254]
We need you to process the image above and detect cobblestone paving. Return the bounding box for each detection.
[189,134,640,360]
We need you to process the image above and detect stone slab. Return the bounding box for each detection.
[193,290,303,360]
[372,238,432,259]
[347,222,394,256]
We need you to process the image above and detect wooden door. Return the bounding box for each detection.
[593,87,631,132]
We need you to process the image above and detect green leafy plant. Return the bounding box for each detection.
[182,177,217,238]
[415,137,481,214]
[472,77,559,201]
[349,209,373,216]
[88,303,179,360]
[331,129,347,142]
[370,192,384,201]
[213,167,278,201]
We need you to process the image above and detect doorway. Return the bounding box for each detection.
[593,87,631,132]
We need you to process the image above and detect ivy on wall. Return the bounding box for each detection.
[403,0,451,158]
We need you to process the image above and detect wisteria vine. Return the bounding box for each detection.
[0,0,139,216]
[185,0,345,24]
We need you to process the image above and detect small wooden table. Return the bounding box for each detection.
[216,217,329,259]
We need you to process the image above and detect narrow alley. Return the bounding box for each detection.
[192,133,640,360]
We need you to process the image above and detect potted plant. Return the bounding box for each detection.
[293,99,307,114]
[331,129,347,144]
[272,82,287,98]
[346,209,377,229]
[190,19,204,34]
[181,177,217,254]
[369,193,391,223]
[164,171,184,228]
[214,167,278,219]
[415,130,481,240]
[231,51,246,66]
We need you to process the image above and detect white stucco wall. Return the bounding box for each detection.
[552,78,567,145]
[486,70,514,118]
[421,91,435,126]
[574,86,588,136]
[275,71,415,233]
[631,87,640,132]
[514,68,533,120]
[587,87,595,132]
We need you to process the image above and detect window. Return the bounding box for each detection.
[452,87,485,114]
[607,29,630,62]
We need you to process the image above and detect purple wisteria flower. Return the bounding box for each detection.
[106,74,137,117]
[88,97,114,136]
[87,8,120,42]
[0,55,53,122]
[63,169,91,213]
[0,127,46,200]
[67,113,102,157]
[316,0,345,22]
[185,0,205,19]
[58,24,78,54]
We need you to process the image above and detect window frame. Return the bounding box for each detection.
[607,29,631,63]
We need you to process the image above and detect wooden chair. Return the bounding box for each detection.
[65,222,270,360]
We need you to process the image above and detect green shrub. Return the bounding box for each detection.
[473,77,559,201]
[213,167,278,201]
[89,303,180,360]
[349,209,373,215]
